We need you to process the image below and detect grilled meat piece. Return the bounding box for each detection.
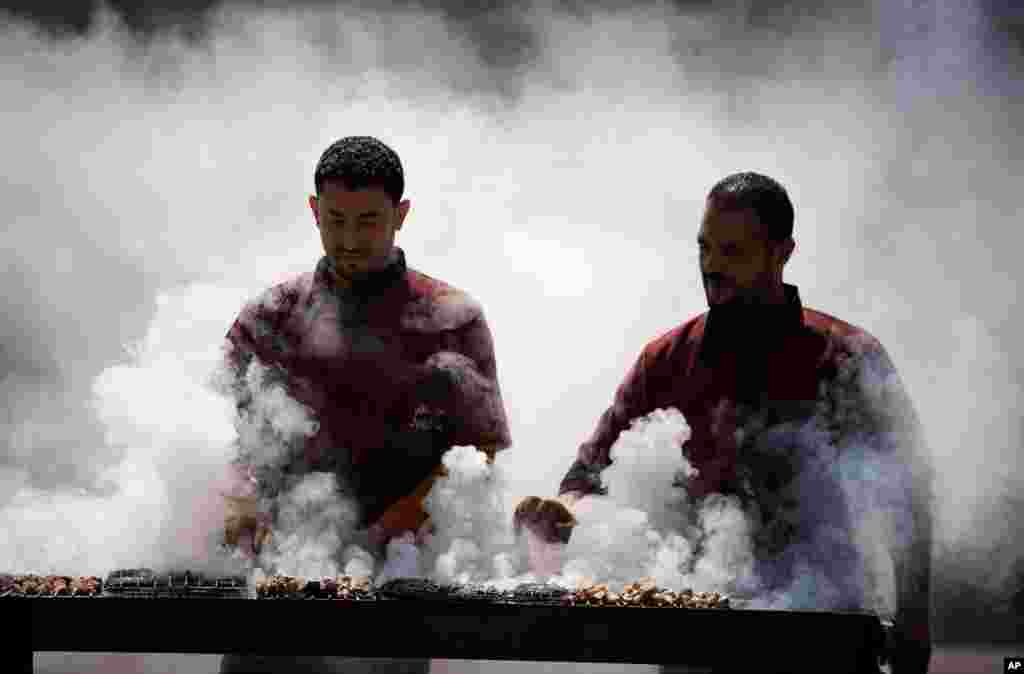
[15,575,45,595]
[70,576,101,596]
[46,576,72,596]
[320,577,339,597]
[338,575,373,600]
[564,577,730,609]
[255,575,294,598]
[256,575,374,600]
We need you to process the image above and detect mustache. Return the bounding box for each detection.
[703,273,732,286]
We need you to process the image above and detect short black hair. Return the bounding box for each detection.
[707,172,794,242]
[314,136,404,205]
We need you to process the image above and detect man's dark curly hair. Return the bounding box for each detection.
[707,172,794,242]
[314,136,405,206]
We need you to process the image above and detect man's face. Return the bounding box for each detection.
[309,180,411,278]
[698,198,793,306]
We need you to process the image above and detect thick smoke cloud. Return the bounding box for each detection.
[5,0,1022,672]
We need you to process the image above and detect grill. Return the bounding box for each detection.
[9,571,890,674]
[104,569,249,598]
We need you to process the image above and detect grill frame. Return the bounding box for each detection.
[13,595,887,674]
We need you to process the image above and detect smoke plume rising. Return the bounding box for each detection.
[5,0,1021,672]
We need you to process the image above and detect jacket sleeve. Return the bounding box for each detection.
[558,347,652,497]
[428,308,512,452]
[220,317,261,500]
[839,335,934,662]
[219,287,293,501]
[364,306,512,539]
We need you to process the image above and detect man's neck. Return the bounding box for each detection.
[722,284,787,309]
[761,282,787,305]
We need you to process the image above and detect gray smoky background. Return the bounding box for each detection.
[2,0,1021,672]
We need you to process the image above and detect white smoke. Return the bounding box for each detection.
[1,4,1022,674]
[424,445,517,585]
[256,471,358,580]
[553,410,758,596]
[232,359,320,473]
[0,284,250,576]
[540,388,918,616]
[229,338,370,581]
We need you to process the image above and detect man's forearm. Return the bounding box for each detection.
[559,457,607,497]
[557,491,584,508]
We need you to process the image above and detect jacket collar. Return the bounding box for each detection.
[315,247,408,299]
[699,283,804,364]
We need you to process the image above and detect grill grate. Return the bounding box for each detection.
[375,579,573,606]
[103,569,248,598]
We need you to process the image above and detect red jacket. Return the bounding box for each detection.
[224,249,511,535]
[560,284,933,650]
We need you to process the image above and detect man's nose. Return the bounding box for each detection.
[340,228,360,251]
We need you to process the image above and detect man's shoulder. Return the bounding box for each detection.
[640,312,708,362]
[239,272,314,319]
[403,267,484,332]
[801,306,886,356]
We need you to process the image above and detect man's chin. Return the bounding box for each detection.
[335,260,370,278]
[705,288,736,306]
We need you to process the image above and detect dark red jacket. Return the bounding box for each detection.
[560,284,933,649]
[224,249,511,535]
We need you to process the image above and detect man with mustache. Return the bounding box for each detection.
[220,136,511,674]
[515,172,933,674]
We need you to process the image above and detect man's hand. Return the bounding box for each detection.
[223,495,272,557]
[513,493,580,544]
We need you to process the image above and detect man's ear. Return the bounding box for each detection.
[395,199,411,230]
[308,195,320,226]
[778,237,796,266]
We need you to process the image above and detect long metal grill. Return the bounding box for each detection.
[9,570,890,674]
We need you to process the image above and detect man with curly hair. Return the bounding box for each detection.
[220,136,511,674]
[514,173,934,674]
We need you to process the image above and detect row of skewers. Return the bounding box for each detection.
[254,574,730,609]
[0,574,102,597]
[255,575,376,600]
[0,572,729,608]
[564,578,731,609]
